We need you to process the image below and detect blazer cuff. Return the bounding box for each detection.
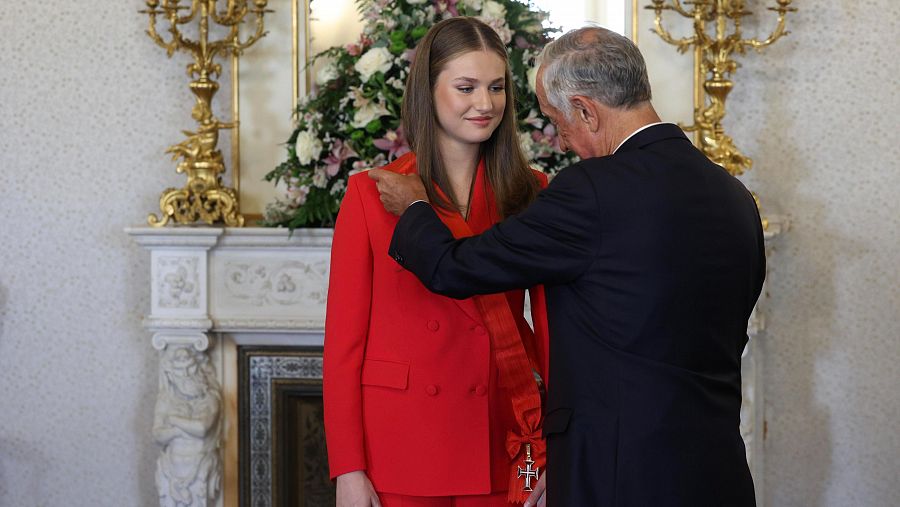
[328,458,368,481]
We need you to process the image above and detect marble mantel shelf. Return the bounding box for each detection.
[127,218,786,507]
[127,227,336,338]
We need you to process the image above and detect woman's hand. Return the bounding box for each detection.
[336,470,382,507]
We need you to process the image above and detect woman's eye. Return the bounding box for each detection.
[490,85,505,92]
[457,87,473,93]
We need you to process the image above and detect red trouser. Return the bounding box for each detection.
[378,492,513,507]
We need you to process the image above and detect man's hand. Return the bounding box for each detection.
[368,169,428,216]
[336,470,381,507]
[523,472,546,507]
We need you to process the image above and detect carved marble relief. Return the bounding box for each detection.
[153,345,222,507]
[157,256,201,309]
[223,260,328,307]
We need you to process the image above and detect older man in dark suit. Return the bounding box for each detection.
[369,26,764,507]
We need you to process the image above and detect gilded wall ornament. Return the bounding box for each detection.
[141,0,272,227]
[646,0,796,177]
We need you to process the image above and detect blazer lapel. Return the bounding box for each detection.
[431,160,492,325]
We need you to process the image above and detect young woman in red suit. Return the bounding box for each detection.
[324,17,550,507]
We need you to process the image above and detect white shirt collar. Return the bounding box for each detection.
[613,122,674,154]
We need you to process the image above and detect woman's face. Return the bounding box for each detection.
[432,49,507,150]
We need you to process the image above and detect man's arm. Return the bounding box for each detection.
[388,165,600,299]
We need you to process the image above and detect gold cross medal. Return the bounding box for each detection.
[517,443,540,491]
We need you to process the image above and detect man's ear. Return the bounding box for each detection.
[569,96,601,132]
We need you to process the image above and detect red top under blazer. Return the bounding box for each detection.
[323,152,550,496]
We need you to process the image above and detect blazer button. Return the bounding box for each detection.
[474,385,487,396]
[393,253,404,264]
[427,320,440,331]
[425,385,439,396]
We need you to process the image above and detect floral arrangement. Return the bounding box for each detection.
[263,0,577,228]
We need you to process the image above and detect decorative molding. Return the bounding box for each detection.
[763,214,790,239]
[126,227,222,249]
[156,256,201,309]
[221,260,328,308]
[145,317,214,332]
[152,332,211,352]
[218,227,334,248]
[739,345,757,466]
[739,215,786,497]
[213,318,325,332]
[747,307,766,337]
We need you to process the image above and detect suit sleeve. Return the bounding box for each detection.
[527,170,551,385]
[389,164,599,299]
[323,176,373,478]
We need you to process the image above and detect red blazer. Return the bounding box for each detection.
[323,153,549,496]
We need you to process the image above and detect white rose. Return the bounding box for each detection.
[480,0,506,20]
[527,64,540,92]
[294,130,323,165]
[312,167,328,188]
[460,0,483,11]
[352,101,390,128]
[493,23,513,44]
[315,62,338,86]
[518,132,535,158]
[354,47,393,83]
[407,0,428,4]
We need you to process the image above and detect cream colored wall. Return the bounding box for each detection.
[0,3,186,505]
[729,1,900,505]
[0,1,897,505]
[633,1,900,504]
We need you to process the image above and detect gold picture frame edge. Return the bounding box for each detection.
[631,0,701,146]
[230,0,312,220]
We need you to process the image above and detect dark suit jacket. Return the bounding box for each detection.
[389,124,765,506]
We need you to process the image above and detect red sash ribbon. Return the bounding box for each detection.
[427,161,546,504]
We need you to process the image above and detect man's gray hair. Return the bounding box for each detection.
[540,26,652,118]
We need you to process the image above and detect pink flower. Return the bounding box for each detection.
[529,124,560,158]
[346,36,372,57]
[373,127,411,161]
[543,123,559,149]
[322,139,357,177]
[434,0,459,16]
[523,109,544,129]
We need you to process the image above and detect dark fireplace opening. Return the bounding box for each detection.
[239,346,335,507]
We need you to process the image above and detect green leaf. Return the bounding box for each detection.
[411,25,428,40]
[365,118,383,133]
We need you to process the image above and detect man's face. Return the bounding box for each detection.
[535,66,595,159]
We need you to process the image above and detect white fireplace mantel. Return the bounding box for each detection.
[127,226,336,507]
[127,219,785,507]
